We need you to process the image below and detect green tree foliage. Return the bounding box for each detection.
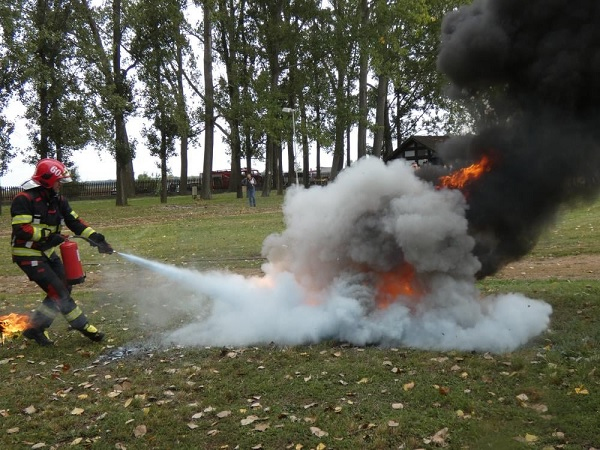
[3,0,94,167]
[1,0,471,198]
[71,0,138,205]
[130,0,190,203]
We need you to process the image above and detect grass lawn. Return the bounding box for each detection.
[0,193,598,449]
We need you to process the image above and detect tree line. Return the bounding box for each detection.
[0,0,470,205]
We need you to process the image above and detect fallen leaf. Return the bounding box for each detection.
[431,357,448,363]
[357,377,369,384]
[7,427,19,434]
[241,415,259,426]
[191,412,203,420]
[187,423,198,430]
[525,433,538,443]
[431,427,449,446]
[70,407,85,416]
[392,403,404,410]
[388,420,399,427]
[303,402,317,409]
[23,405,37,415]
[516,393,529,402]
[216,410,231,418]
[133,425,147,438]
[438,386,450,396]
[207,429,219,436]
[254,423,270,432]
[310,426,328,438]
[528,403,548,413]
[403,381,415,391]
[31,444,45,449]
[316,444,326,450]
[574,385,589,395]
[70,438,83,445]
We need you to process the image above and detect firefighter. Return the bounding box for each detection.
[10,158,114,346]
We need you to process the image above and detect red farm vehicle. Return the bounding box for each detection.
[210,168,263,190]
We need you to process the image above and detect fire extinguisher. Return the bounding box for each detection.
[60,238,86,285]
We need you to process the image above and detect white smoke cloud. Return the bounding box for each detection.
[120,157,552,353]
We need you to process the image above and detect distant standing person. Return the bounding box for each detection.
[243,173,257,207]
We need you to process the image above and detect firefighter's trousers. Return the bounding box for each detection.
[16,253,90,331]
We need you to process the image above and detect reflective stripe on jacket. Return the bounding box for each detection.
[10,187,96,260]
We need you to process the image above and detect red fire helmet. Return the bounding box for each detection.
[32,158,72,188]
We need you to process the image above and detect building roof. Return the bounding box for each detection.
[385,135,450,162]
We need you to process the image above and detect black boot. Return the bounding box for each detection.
[80,323,104,342]
[23,328,54,346]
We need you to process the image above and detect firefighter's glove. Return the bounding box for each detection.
[41,233,65,251]
[89,232,114,254]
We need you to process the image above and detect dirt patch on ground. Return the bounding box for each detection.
[491,254,600,280]
[2,255,598,303]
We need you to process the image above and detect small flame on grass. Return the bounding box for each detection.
[0,313,32,344]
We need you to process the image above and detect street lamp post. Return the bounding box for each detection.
[282,107,298,185]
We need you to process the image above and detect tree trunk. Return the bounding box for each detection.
[330,70,346,181]
[356,0,369,160]
[383,97,393,160]
[262,137,273,197]
[176,41,189,195]
[287,131,294,185]
[301,104,309,188]
[113,0,133,205]
[201,1,214,200]
[372,73,387,158]
[276,142,283,195]
[160,122,168,204]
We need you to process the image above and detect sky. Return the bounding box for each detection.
[0,103,334,187]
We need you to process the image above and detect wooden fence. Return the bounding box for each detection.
[0,177,201,206]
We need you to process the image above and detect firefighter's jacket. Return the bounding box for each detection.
[11,186,96,261]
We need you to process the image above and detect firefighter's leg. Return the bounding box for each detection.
[60,298,104,342]
[17,261,59,346]
[44,255,105,343]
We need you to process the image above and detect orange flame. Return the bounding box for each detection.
[375,263,423,310]
[438,155,492,190]
[0,313,32,341]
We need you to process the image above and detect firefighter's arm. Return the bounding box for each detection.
[11,207,62,250]
[88,233,114,254]
[58,198,112,254]
[11,194,42,242]
[59,197,98,239]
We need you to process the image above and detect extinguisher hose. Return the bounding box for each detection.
[70,235,119,254]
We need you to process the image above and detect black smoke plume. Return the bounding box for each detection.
[437,0,600,277]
